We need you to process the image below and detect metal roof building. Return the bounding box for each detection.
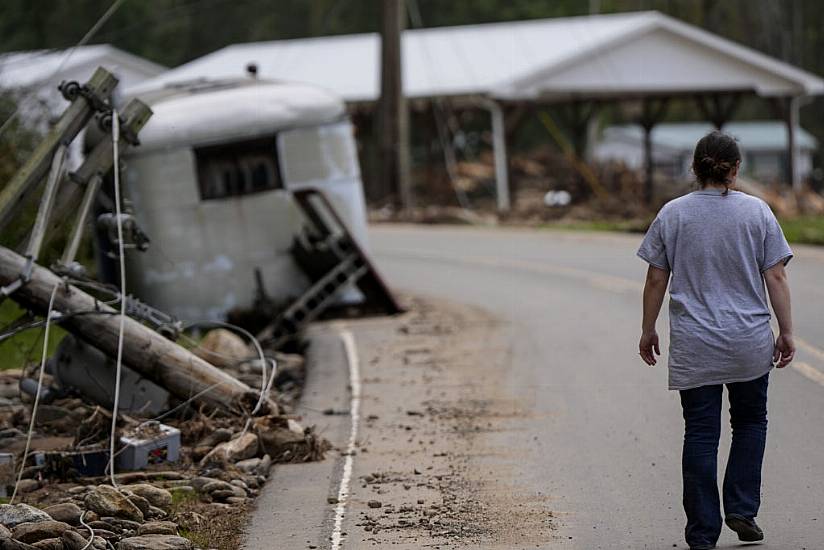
[131,11,824,206]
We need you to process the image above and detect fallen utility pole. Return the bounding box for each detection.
[0,244,256,413]
[0,67,118,232]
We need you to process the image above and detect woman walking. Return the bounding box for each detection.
[636,131,795,550]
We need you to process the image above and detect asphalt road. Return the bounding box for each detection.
[368,224,824,550]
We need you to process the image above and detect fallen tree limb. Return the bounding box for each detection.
[0,244,255,413]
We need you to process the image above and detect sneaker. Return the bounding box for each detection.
[689,545,716,550]
[725,513,764,542]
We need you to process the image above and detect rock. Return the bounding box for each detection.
[66,488,87,496]
[116,535,193,550]
[90,531,117,541]
[196,429,232,449]
[229,480,248,491]
[193,329,249,369]
[59,531,88,550]
[233,458,260,475]
[85,522,115,533]
[0,525,10,539]
[209,490,234,501]
[368,500,382,509]
[30,539,63,550]
[1,540,40,550]
[84,486,144,523]
[256,454,272,476]
[103,519,141,532]
[224,497,247,506]
[199,480,232,495]
[146,472,184,481]
[145,507,166,520]
[11,522,71,544]
[136,522,177,536]
[114,473,147,485]
[0,505,52,529]
[41,505,81,527]
[200,433,258,465]
[255,416,306,457]
[123,486,172,512]
[14,480,39,494]
[121,496,152,519]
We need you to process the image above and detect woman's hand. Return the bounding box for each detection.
[774,332,795,368]
[639,330,660,366]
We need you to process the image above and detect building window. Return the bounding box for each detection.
[194,136,282,200]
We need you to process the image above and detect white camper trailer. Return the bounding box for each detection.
[120,78,369,320]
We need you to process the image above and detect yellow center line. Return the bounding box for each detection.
[791,361,824,387]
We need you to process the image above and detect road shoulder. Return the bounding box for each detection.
[244,295,556,549]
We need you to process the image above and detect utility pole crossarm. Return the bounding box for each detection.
[0,67,119,231]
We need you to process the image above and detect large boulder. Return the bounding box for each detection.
[193,329,248,369]
[10,522,71,544]
[122,486,172,512]
[116,535,193,550]
[84,486,144,523]
[0,505,52,529]
[59,531,87,550]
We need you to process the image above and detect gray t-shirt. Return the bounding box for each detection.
[637,189,793,390]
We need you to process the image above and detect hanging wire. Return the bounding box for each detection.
[9,282,60,504]
[0,0,129,138]
[107,109,126,488]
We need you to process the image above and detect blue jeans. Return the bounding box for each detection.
[679,373,769,547]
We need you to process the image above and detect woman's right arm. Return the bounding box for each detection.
[764,263,794,368]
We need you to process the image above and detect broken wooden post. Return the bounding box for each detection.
[59,99,153,265]
[19,99,154,258]
[0,67,119,232]
[0,244,257,413]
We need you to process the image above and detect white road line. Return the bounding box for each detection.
[330,330,361,550]
[791,361,824,387]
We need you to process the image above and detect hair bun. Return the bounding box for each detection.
[692,131,741,185]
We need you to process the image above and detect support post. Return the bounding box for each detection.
[639,98,669,205]
[0,67,118,231]
[378,0,411,211]
[694,93,740,130]
[479,99,510,212]
[786,96,800,192]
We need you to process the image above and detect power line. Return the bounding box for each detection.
[0,0,129,137]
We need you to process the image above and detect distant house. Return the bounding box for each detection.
[593,122,818,185]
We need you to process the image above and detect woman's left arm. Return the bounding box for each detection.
[639,265,670,366]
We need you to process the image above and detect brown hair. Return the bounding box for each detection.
[692,130,741,191]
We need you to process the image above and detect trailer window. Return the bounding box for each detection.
[278,121,360,186]
[194,136,282,200]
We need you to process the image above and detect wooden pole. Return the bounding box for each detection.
[0,67,118,231]
[378,0,411,210]
[0,245,255,413]
[18,99,153,255]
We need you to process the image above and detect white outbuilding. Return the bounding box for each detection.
[133,11,824,203]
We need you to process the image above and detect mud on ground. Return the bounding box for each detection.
[338,295,556,549]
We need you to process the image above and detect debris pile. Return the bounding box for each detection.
[384,146,824,226]
[0,326,330,550]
